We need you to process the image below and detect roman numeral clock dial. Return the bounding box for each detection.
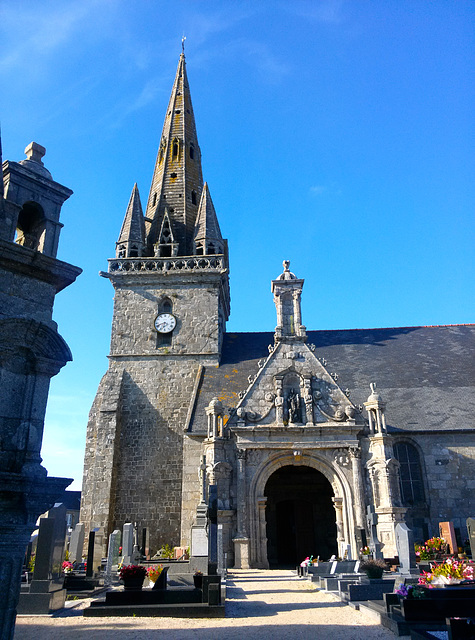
[154,312,176,334]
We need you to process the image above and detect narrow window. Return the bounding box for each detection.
[152,193,157,207]
[129,246,138,258]
[190,145,194,160]
[173,142,178,158]
[191,191,197,205]
[394,442,425,506]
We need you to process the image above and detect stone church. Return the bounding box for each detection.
[80,53,475,568]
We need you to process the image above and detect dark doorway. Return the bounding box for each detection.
[265,465,337,568]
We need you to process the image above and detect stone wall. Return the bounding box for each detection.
[81,268,227,553]
[414,432,475,540]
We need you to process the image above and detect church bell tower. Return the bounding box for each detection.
[80,52,230,553]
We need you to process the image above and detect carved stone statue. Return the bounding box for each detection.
[287,389,301,423]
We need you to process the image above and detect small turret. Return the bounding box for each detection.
[271,260,306,342]
[193,183,224,255]
[116,183,146,258]
[364,382,387,434]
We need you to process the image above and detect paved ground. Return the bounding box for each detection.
[15,569,402,639]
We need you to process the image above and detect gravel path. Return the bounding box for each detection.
[15,569,403,639]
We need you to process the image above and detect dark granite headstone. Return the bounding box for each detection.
[32,503,67,583]
[86,530,97,578]
[208,484,218,575]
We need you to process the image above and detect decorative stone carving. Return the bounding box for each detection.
[286,389,301,423]
[334,449,350,467]
[265,392,275,403]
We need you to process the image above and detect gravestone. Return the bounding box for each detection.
[208,484,218,575]
[18,503,68,614]
[85,529,101,577]
[367,506,383,559]
[467,517,475,559]
[122,522,134,563]
[217,524,224,576]
[439,521,458,554]
[69,522,85,564]
[395,523,419,575]
[141,527,150,559]
[105,530,121,586]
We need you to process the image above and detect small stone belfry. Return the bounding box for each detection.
[272,260,306,341]
[0,139,81,638]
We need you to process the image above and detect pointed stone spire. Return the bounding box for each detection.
[116,183,145,258]
[193,183,224,255]
[144,53,203,256]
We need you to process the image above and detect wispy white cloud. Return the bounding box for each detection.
[0,1,102,76]
[310,185,327,195]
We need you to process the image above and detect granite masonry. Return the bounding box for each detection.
[80,52,475,570]
[0,140,81,638]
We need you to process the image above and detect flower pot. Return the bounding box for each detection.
[193,574,203,589]
[123,576,145,591]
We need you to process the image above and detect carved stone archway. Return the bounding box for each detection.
[248,450,356,568]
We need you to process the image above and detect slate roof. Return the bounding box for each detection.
[190,324,475,434]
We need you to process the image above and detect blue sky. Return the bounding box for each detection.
[1,1,474,490]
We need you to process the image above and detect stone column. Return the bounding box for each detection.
[256,497,269,569]
[350,449,366,529]
[332,497,345,558]
[233,448,250,568]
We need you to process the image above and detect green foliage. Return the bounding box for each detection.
[161,544,174,559]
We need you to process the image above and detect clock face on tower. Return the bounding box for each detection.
[154,313,176,334]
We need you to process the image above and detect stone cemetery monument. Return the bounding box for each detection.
[105,530,121,586]
[85,528,103,577]
[467,517,475,558]
[439,521,458,554]
[122,522,134,563]
[18,503,68,614]
[208,484,218,575]
[69,522,85,564]
[367,505,383,559]
[395,522,419,575]
[190,455,209,573]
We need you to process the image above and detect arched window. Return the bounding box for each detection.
[172,141,179,158]
[189,145,195,160]
[15,202,46,251]
[191,190,197,205]
[394,442,425,506]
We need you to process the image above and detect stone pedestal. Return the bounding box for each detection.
[233,537,250,569]
[0,473,71,638]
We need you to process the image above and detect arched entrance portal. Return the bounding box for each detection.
[265,465,337,567]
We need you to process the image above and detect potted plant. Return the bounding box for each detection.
[193,570,203,589]
[147,564,163,585]
[360,558,388,580]
[119,564,147,591]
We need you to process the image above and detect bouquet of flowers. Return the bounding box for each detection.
[119,564,147,581]
[62,561,74,573]
[360,546,370,556]
[419,558,474,587]
[147,565,163,583]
